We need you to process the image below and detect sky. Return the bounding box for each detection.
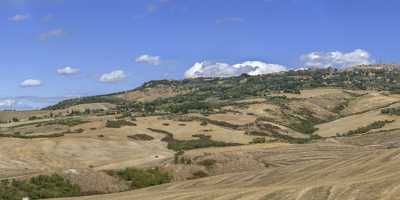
[1,0,400,110]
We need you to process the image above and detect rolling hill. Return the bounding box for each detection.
[2,65,400,200]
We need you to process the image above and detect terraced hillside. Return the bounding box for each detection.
[3,66,400,200]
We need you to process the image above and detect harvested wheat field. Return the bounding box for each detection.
[55,139,400,200]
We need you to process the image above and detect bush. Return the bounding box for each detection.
[166,135,239,152]
[106,120,137,128]
[250,137,266,144]
[381,107,400,115]
[127,134,154,141]
[44,118,88,127]
[0,174,81,200]
[191,171,209,179]
[265,96,289,106]
[288,120,318,135]
[197,159,217,168]
[113,168,170,189]
[0,133,65,139]
[63,128,85,134]
[200,121,208,126]
[28,116,41,121]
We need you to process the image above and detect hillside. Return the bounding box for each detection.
[2,65,400,200]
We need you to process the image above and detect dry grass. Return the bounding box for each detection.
[315,110,398,137]
[343,92,400,115]
[278,88,345,98]
[55,141,400,200]
[135,116,259,144]
[117,85,183,102]
[6,88,400,200]
[67,103,116,112]
[206,113,257,125]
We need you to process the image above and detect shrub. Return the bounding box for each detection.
[28,116,40,121]
[166,136,240,152]
[0,174,81,200]
[148,128,241,151]
[381,107,400,115]
[265,96,289,106]
[106,120,136,128]
[113,168,170,189]
[44,118,88,127]
[191,170,209,179]
[288,120,318,135]
[197,159,217,169]
[200,121,208,126]
[250,137,266,144]
[127,134,154,141]
[0,133,65,139]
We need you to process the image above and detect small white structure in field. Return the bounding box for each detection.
[22,197,30,200]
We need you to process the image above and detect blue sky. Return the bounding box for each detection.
[1,0,400,109]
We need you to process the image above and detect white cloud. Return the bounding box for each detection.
[136,54,161,65]
[184,60,287,78]
[301,49,374,69]
[57,66,80,75]
[39,29,66,40]
[216,17,244,24]
[20,79,42,87]
[99,70,126,83]
[9,14,30,22]
[0,99,17,107]
[0,96,69,111]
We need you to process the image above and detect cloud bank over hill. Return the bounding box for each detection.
[301,49,374,69]
[184,61,287,78]
[185,49,374,78]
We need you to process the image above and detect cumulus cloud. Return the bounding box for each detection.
[57,66,80,75]
[20,79,42,87]
[99,70,126,83]
[39,28,66,40]
[0,99,17,107]
[9,14,30,22]
[136,54,161,65]
[301,49,374,69]
[184,60,287,78]
[0,96,68,111]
